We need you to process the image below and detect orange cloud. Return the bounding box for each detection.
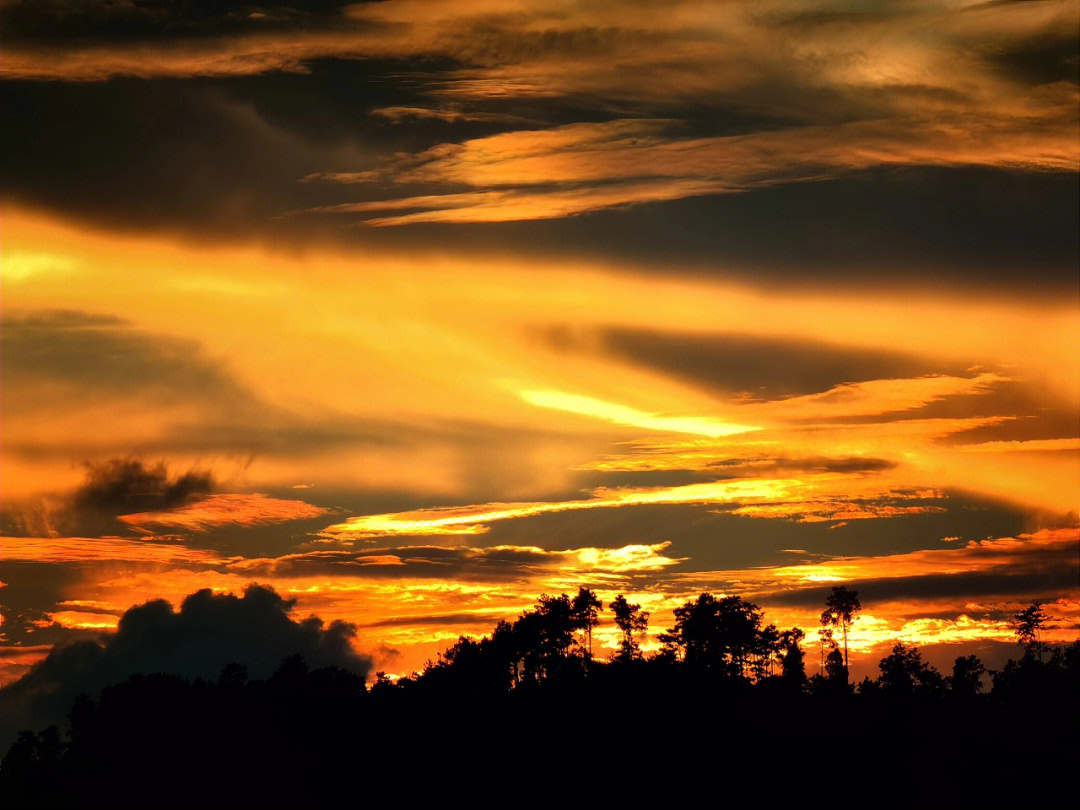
[0,535,224,565]
[119,493,329,531]
[675,528,1079,593]
[323,478,802,538]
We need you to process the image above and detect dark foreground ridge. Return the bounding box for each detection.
[2,588,1077,808]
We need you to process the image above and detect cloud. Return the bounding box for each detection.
[321,473,957,540]
[118,493,330,532]
[0,1,364,44]
[0,310,261,414]
[541,324,974,400]
[322,479,802,539]
[0,457,217,538]
[730,500,947,523]
[0,536,225,565]
[0,3,1074,282]
[0,583,373,753]
[752,372,1010,422]
[229,541,684,582]
[676,528,1080,604]
[519,389,759,438]
[298,110,1077,224]
[0,311,418,469]
[73,458,214,515]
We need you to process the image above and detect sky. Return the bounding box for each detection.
[1,0,1078,701]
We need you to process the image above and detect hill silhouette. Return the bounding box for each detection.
[1,587,1076,807]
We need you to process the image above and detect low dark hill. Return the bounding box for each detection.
[2,650,1077,808]
[3,587,1076,807]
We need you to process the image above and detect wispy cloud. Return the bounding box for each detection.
[119,493,330,532]
[302,112,1078,223]
[520,389,759,438]
[0,535,225,565]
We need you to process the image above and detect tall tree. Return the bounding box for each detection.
[610,595,649,662]
[821,586,861,670]
[1013,602,1047,662]
[570,587,602,660]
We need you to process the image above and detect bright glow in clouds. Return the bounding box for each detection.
[2,204,1077,681]
[520,390,759,438]
[326,479,801,538]
[1,0,1077,686]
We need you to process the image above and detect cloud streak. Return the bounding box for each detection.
[307,112,1078,223]
[119,493,330,532]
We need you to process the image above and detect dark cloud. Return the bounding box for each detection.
[0,457,216,538]
[232,544,560,582]
[0,310,411,462]
[494,165,1079,296]
[981,29,1080,86]
[0,562,90,649]
[472,490,1045,568]
[0,583,372,753]
[1,56,1076,296]
[565,457,897,492]
[72,458,214,515]
[1,77,351,239]
[292,166,1080,298]
[61,458,215,537]
[805,377,1078,443]
[231,491,1047,583]
[362,612,506,629]
[541,324,970,399]
[1,310,258,411]
[759,560,1079,611]
[0,1,364,44]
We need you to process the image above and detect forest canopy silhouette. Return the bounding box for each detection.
[1,584,1076,807]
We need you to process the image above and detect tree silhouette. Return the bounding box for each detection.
[718,595,764,677]
[949,655,985,697]
[821,586,861,670]
[666,592,723,668]
[753,622,781,678]
[666,592,765,676]
[818,626,835,675]
[2,588,1078,807]
[825,647,847,685]
[489,619,521,687]
[780,628,807,687]
[1013,602,1047,662]
[571,587,603,660]
[877,642,943,697]
[512,593,578,681]
[610,594,649,662]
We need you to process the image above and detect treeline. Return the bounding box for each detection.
[2,589,1077,808]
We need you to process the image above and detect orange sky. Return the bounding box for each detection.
[1,0,1078,686]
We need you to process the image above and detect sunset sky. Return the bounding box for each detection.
[1,0,1078,694]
